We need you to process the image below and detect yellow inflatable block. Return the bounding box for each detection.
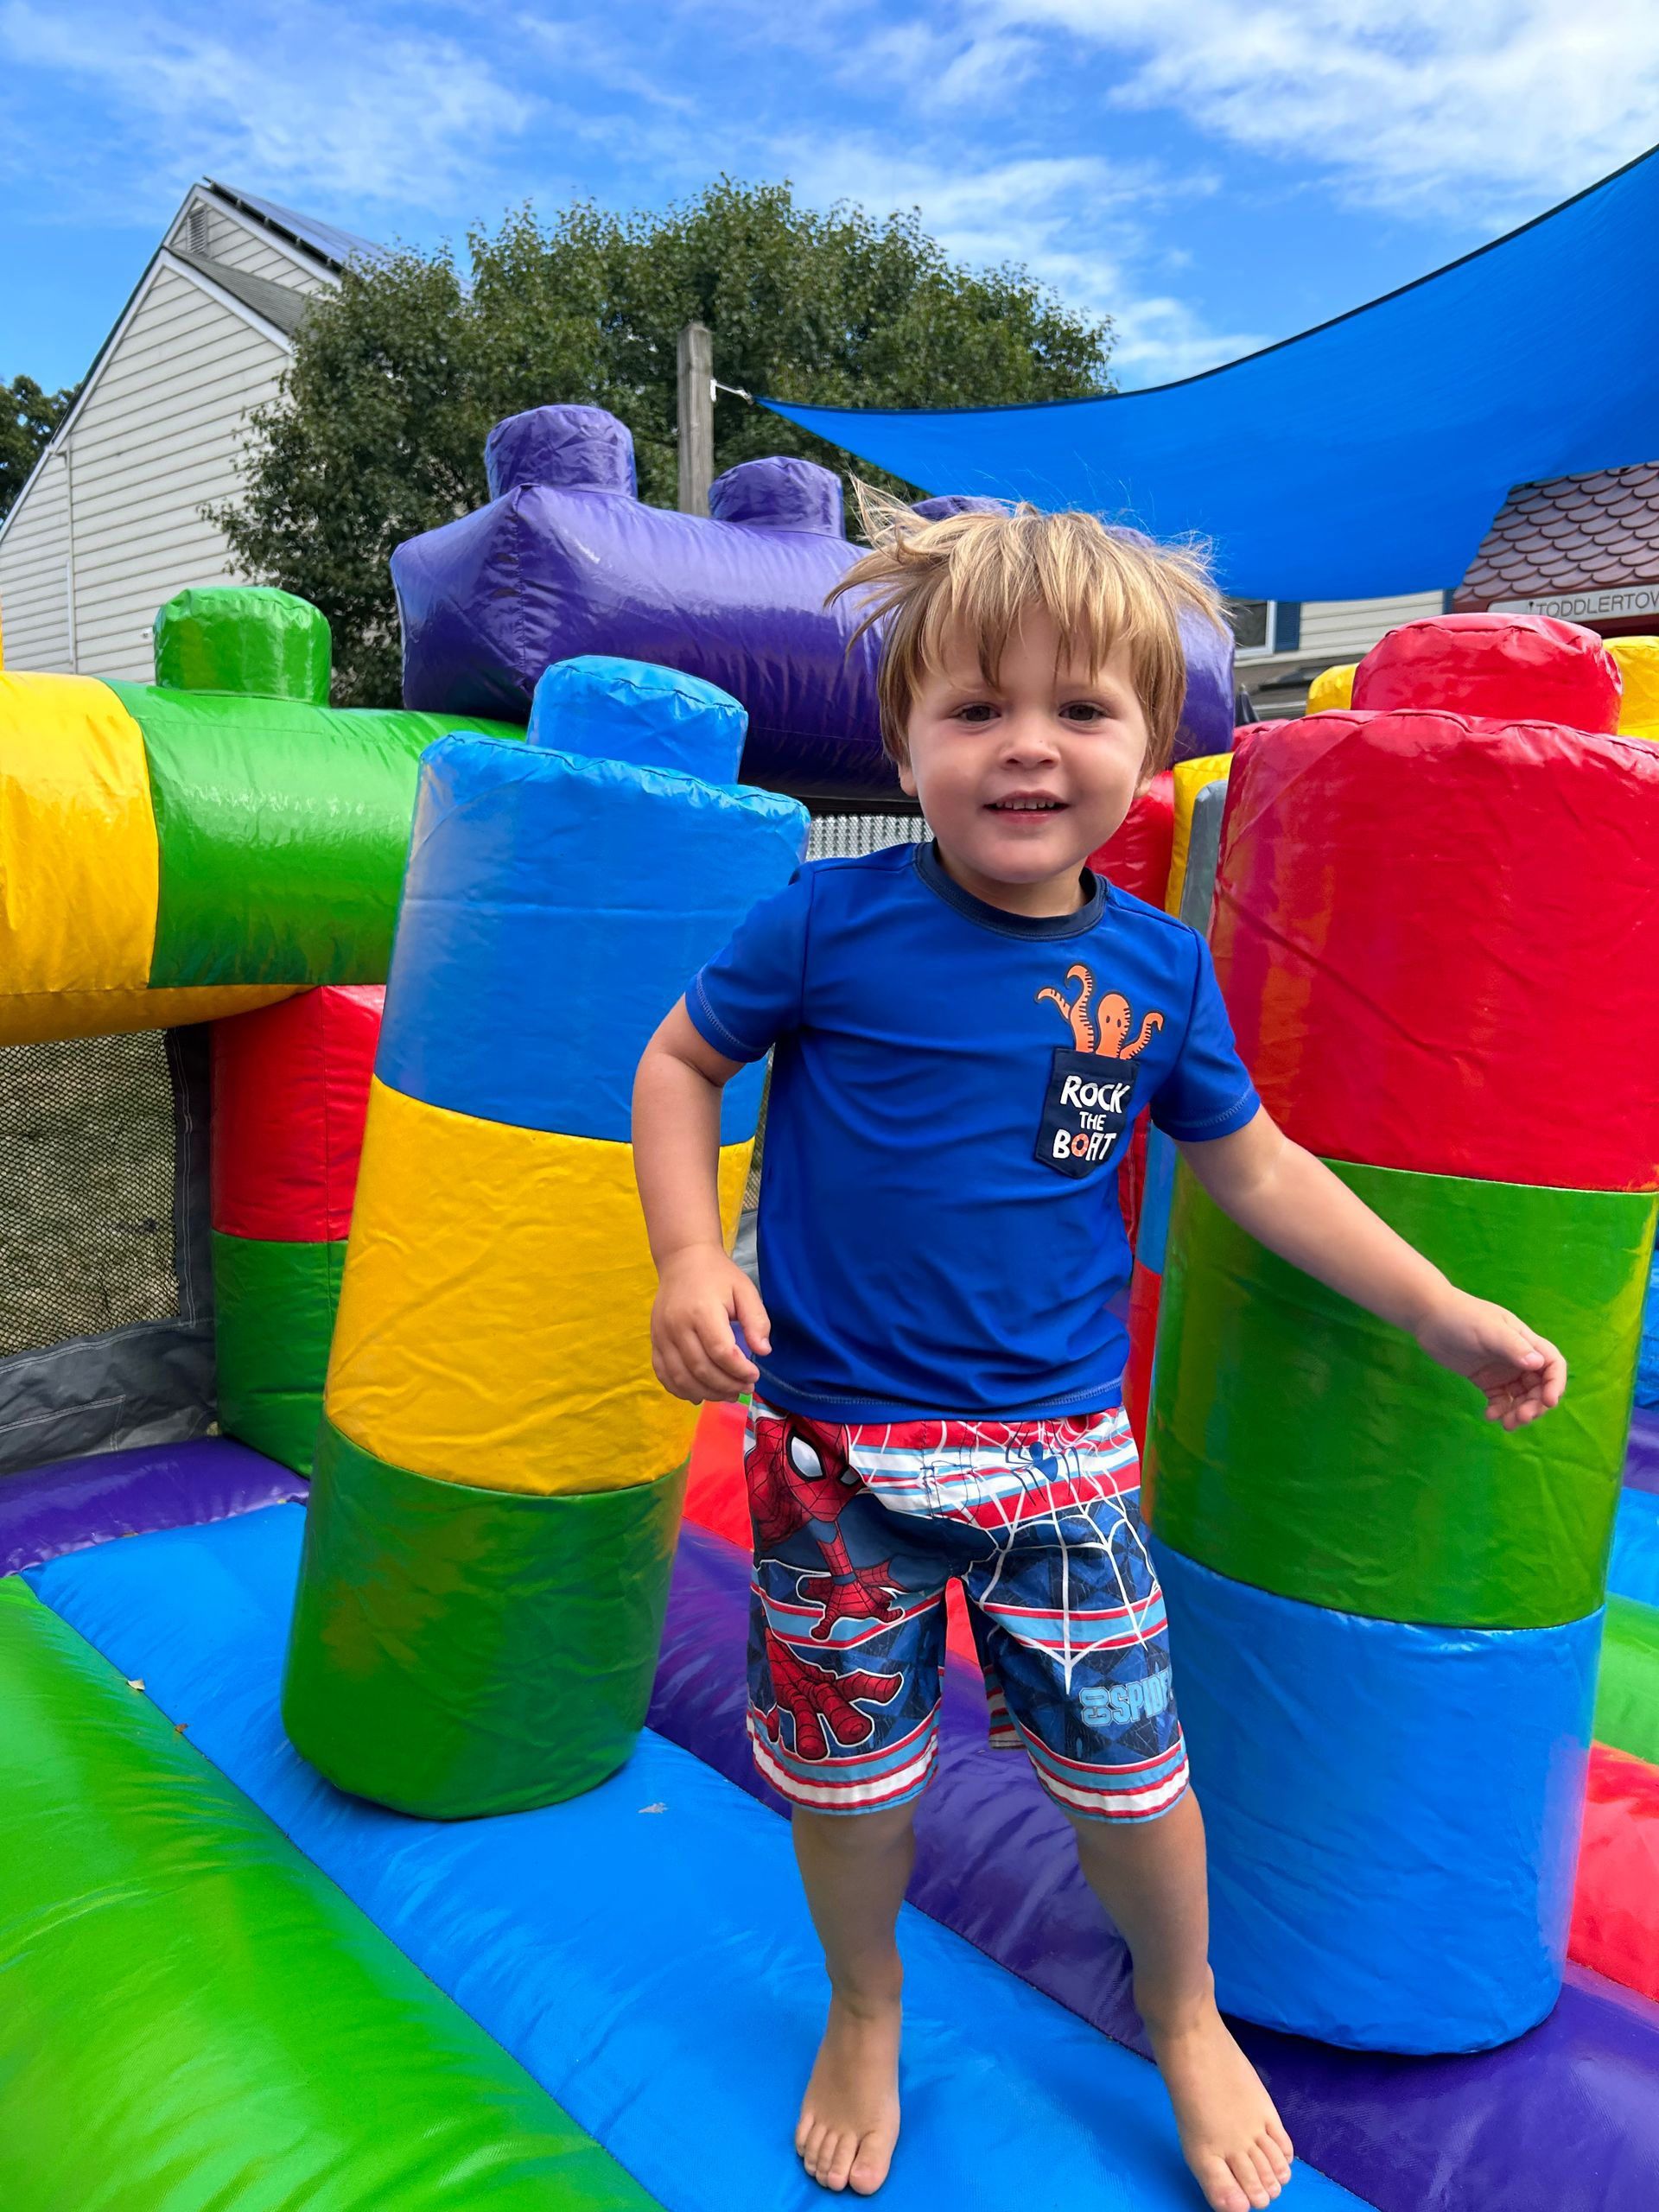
[0,674,160,998]
[1166,752,1233,917]
[1609,637,1659,739]
[327,1077,752,1497]
[0,985,302,1046]
[1307,663,1357,715]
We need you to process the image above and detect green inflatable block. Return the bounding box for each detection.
[283,1420,687,1816]
[1147,1160,1655,1629]
[1595,1594,1659,1768]
[111,682,521,988]
[0,1575,657,2212]
[213,1231,345,1474]
[153,585,332,704]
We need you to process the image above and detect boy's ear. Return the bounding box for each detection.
[896,753,918,799]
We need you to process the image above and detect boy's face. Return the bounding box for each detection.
[899,611,1152,909]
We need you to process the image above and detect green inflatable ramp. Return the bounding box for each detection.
[0,1574,658,2212]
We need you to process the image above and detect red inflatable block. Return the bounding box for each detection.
[1090,770,1174,907]
[1569,1742,1659,2003]
[212,985,385,1241]
[684,1398,749,1551]
[1122,1260,1162,1452]
[1354,613,1621,733]
[1212,712,1659,1187]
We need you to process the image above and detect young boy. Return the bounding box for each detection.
[632,505,1565,2212]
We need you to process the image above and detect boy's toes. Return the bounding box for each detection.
[849,2132,895,2196]
[1196,2155,1251,2212]
[802,2124,833,2186]
[1261,2128,1293,2186]
[1247,2140,1284,2196]
[819,2129,857,2192]
[1227,2152,1273,2210]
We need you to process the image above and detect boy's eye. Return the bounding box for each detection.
[1061,702,1111,723]
[954,702,997,724]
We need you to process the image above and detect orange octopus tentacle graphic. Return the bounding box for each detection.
[1038,967,1166,1059]
[1095,995,1166,1061]
[1033,963,1097,1051]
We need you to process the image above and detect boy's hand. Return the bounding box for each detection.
[651,1243,772,1404]
[1412,1288,1567,1431]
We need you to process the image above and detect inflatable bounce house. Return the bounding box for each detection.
[3,403,1658,2212]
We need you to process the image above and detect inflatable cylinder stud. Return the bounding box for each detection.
[283,657,807,1816]
[0,585,522,1045]
[1147,614,1659,2052]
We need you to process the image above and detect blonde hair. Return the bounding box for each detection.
[828,485,1224,774]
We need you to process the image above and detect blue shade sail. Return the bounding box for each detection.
[760,146,1659,601]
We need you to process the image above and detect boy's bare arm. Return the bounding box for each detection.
[1179,1109,1566,1431]
[632,999,772,1403]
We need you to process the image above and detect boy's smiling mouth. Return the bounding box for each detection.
[988,792,1068,812]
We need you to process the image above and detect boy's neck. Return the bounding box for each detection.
[932,842,1091,919]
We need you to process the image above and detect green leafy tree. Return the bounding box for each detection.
[214,179,1113,704]
[1,374,81,519]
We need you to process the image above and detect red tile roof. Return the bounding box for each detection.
[1456,461,1659,607]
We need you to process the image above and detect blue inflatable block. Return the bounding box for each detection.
[1610,1486,1659,1609]
[526,658,747,785]
[1155,1540,1599,2055]
[1633,1243,1659,1408]
[23,1509,1367,2212]
[379,734,807,1145]
[1134,1126,1178,1268]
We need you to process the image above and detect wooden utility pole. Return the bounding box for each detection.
[677,322,714,516]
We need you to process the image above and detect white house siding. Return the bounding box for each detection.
[0,264,289,681]
[1297,590,1445,664]
[0,443,73,670]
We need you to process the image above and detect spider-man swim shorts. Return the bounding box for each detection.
[744,1395,1189,1822]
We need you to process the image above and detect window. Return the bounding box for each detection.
[1224,601,1301,658]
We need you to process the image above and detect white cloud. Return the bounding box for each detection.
[782,137,1268,384]
[972,0,1659,220]
[0,0,536,215]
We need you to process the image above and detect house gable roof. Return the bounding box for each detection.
[1456,462,1659,607]
[168,247,314,338]
[1,181,382,550]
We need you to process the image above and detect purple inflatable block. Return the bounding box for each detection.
[391,405,1239,802]
[0,1437,305,1578]
[652,1523,1659,2212]
[1624,1405,1659,1497]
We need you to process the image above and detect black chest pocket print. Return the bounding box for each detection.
[1036,1049,1139,1178]
[1033,963,1166,1181]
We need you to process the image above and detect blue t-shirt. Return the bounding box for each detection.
[687,841,1259,1422]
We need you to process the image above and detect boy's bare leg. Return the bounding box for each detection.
[791,1802,913,2195]
[1071,1790,1294,2212]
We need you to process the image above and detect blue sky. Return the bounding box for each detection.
[5,1,1659,397]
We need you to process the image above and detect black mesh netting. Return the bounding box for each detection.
[0,1030,179,1357]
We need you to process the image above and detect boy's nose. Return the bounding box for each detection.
[999,712,1061,762]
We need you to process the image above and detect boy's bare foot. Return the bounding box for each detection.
[1146,2000,1294,2212]
[795,1992,902,2195]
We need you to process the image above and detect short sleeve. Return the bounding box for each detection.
[1149,934,1260,1141]
[685,870,810,1064]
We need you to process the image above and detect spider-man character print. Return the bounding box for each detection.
[744,1398,1190,1822]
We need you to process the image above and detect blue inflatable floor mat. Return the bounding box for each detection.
[24,1505,1369,2211]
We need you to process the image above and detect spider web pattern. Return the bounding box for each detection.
[844,1410,1164,1695]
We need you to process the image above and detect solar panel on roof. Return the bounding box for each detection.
[206,181,385,270]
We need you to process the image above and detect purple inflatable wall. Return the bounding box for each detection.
[391,405,1237,804]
